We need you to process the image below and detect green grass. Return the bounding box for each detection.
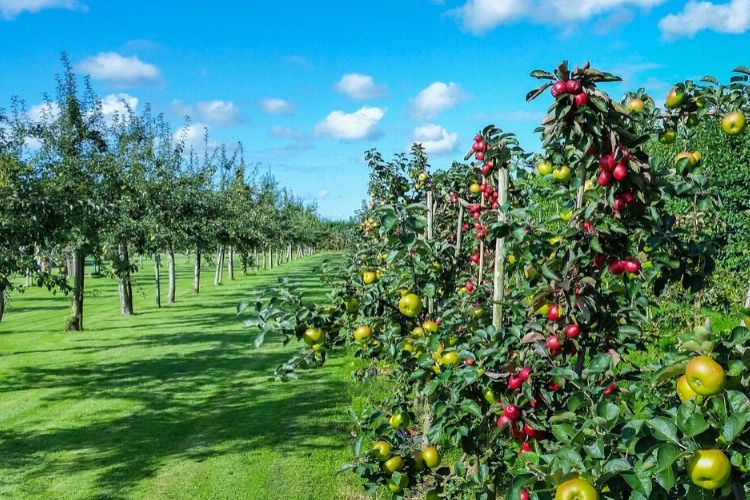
[0,253,366,500]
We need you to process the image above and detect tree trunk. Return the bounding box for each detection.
[167,246,176,304]
[154,253,162,308]
[227,246,235,280]
[269,246,273,269]
[0,285,5,324]
[744,279,750,309]
[193,249,201,294]
[66,249,85,331]
[214,247,224,285]
[241,251,248,275]
[118,242,134,316]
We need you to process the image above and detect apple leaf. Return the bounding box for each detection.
[722,413,748,443]
[526,82,552,102]
[529,69,555,80]
[676,403,709,437]
[647,417,681,445]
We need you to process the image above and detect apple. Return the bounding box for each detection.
[383,455,404,473]
[599,154,616,172]
[474,133,482,143]
[354,326,373,342]
[485,388,497,405]
[564,324,580,339]
[665,86,686,109]
[475,151,485,161]
[555,478,599,500]
[504,404,521,421]
[519,442,532,454]
[659,129,677,144]
[622,192,634,204]
[676,374,698,403]
[422,320,439,334]
[389,412,410,429]
[546,335,562,351]
[626,98,645,112]
[574,92,589,107]
[547,304,561,321]
[371,440,392,461]
[303,327,325,346]
[523,424,536,438]
[686,114,699,128]
[412,450,426,471]
[566,79,582,93]
[722,110,746,135]
[344,298,359,312]
[597,170,613,186]
[592,254,606,268]
[612,162,628,181]
[387,475,409,493]
[549,382,561,392]
[609,260,625,275]
[473,141,487,152]
[685,356,726,396]
[551,80,567,97]
[398,293,423,317]
[470,183,481,194]
[675,151,700,167]
[603,383,616,396]
[519,367,532,381]
[472,307,486,319]
[537,160,553,175]
[552,165,571,181]
[624,258,641,273]
[687,449,731,490]
[583,221,594,233]
[559,209,573,222]
[441,351,459,366]
[422,446,441,468]
[496,415,510,428]
[508,375,523,390]
[418,172,428,182]
[362,271,377,284]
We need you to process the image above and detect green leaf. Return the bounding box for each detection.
[723,413,748,443]
[603,458,631,475]
[555,447,584,469]
[647,418,681,445]
[583,439,605,459]
[461,400,483,418]
[597,401,621,423]
[676,403,709,437]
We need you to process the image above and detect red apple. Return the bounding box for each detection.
[520,489,530,500]
[474,133,482,143]
[475,151,485,161]
[603,383,616,396]
[551,80,567,97]
[546,335,562,350]
[565,324,581,339]
[624,258,641,273]
[519,441,532,454]
[549,382,561,392]
[519,367,532,381]
[504,404,521,421]
[622,191,634,204]
[496,415,510,428]
[547,304,561,321]
[523,423,536,438]
[613,162,628,181]
[583,221,594,233]
[609,260,625,275]
[598,170,613,186]
[508,375,523,390]
[593,253,606,268]
[613,197,627,212]
[574,92,589,107]
[599,154,616,171]
[566,79,582,94]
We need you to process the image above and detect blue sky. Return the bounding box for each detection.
[1,0,749,219]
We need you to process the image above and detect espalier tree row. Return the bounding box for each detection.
[242,61,750,499]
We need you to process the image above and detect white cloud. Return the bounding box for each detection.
[318,189,329,199]
[412,124,459,155]
[335,73,387,100]
[0,0,86,20]
[410,82,465,120]
[259,98,296,115]
[78,52,161,87]
[100,93,138,119]
[173,123,209,152]
[314,106,385,141]
[269,125,304,139]
[659,0,750,40]
[28,102,60,122]
[194,100,241,126]
[450,0,663,34]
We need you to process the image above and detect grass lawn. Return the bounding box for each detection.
[0,253,366,499]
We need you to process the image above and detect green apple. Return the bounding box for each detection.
[552,165,571,181]
[665,86,685,109]
[722,111,746,136]
[398,293,422,317]
[537,160,553,175]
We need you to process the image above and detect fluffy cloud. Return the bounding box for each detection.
[335,73,387,100]
[173,123,209,152]
[28,101,60,122]
[0,0,86,20]
[412,124,459,155]
[318,190,329,199]
[659,0,750,40]
[314,107,385,141]
[410,82,465,121]
[78,52,161,87]
[259,98,296,115]
[172,99,242,126]
[450,0,663,34]
[100,93,138,119]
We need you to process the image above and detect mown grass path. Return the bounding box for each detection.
[0,253,361,499]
